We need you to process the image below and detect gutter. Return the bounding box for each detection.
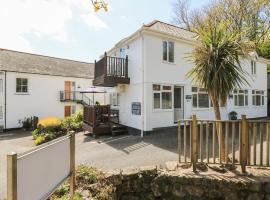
[4,70,6,131]
[140,30,145,138]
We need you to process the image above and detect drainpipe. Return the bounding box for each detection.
[4,71,7,131]
[140,30,145,138]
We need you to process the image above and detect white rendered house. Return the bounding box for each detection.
[0,49,104,130]
[93,20,270,133]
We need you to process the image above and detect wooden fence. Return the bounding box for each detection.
[178,115,270,172]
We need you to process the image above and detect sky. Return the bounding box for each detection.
[0,0,210,63]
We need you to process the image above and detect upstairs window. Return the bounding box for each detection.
[251,60,257,75]
[192,87,210,108]
[234,89,248,107]
[16,78,28,93]
[163,41,174,63]
[252,90,264,106]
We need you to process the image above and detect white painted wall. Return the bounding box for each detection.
[2,71,105,129]
[108,32,268,132]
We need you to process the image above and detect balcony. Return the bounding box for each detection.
[93,53,130,87]
[60,91,93,106]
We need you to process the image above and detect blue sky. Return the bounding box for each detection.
[0,0,210,63]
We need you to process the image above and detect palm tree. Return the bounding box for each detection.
[187,20,249,120]
[187,19,250,161]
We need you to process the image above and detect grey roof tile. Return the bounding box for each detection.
[0,49,94,79]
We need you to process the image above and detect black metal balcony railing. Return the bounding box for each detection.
[93,52,130,87]
[60,91,93,106]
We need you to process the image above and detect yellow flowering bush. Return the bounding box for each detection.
[38,117,61,128]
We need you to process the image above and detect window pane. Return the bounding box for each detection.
[22,78,27,85]
[168,42,174,63]
[199,88,207,92]
[153,84,160,91]
[234,95,238,106]
[239,95,244,106]
[16,85,21,93]
[22,86,28,93]
[163,86,171,90]
[162,92,172,109]
[262,96,264,105]
[174,88,181,109]
[154,93,160,109]
[192,87,198,92]
[252,96,255,105]
[163,41,167,61]
[192,94,197,108]
[245,95,248,106]
[198,93,209,108]
[256,95,261,106]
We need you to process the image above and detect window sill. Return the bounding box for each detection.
[153,109,173,113]
[162,61,176,65]
[192,108,210,111]
[14,93,30,95]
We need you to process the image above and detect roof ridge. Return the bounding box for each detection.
[0,48,93,64]
[143,20,195,34]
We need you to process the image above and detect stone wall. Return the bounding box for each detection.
[106,164,270,200]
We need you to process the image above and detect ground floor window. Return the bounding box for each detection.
[16,78,28,93]
[234,89,248,107]
[153,84,172,110]
[192,87,210,108]
[252,90,264,106]
[71,105,76,115]
[110,93,119,106]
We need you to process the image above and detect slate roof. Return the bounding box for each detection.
[0,49,94,79]
[144,20,197,42]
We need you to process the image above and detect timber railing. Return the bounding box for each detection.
[95,52,128,79]
[178,115,270,173]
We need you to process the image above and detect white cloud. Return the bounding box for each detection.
[81,13,108,30]
[0,0,107,52]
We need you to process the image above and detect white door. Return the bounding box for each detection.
[174,86,184,123]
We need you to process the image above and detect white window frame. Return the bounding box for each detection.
[251,60,257,75]
[252,90,264,106]
[16,78,28,94]
[153,84,173,111]
[233,89,248,107]
[71,105,76,115]
[192,87,211,109]
[110,93,119,107]
[162,41,174,63]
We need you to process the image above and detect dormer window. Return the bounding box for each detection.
[163,41,174,63]
[251,60,257,75]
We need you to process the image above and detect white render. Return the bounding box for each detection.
[0,72,105,129]
[104,21,269,132]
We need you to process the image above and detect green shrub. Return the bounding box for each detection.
[61,111,83,132]
[34,135,46,145]
[76,165,102,185]
[32,127,42,139]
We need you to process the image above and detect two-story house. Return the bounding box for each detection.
[0,49,104,130]
[93,20,270,134]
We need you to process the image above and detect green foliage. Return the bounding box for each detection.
[34,135,46,145]
[50,165,114,200]
[32,111,83,146]
[187,20,249,119]
[76,165,102,186]
[61,111,83,132]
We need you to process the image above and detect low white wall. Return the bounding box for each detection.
[17,137,70,200]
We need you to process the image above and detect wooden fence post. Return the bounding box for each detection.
[192,115,197,172]
[70,132,75,200]
[178,121,181,163]
[240,115,248,173]
[7,152,17,200]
